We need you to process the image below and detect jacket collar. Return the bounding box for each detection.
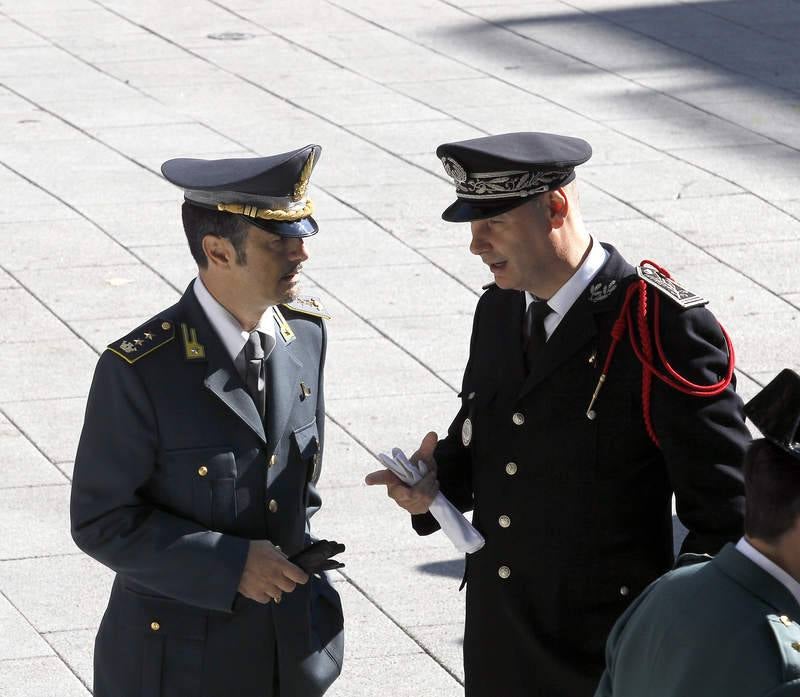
[714,543,800,616]
[517,244,634,398]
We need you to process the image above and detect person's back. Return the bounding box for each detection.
[596,369,800,697]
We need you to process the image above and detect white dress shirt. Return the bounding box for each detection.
[192,277,277,380]
[524,236,609,341]
[736,537,800,607]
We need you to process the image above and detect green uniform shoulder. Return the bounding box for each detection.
[767,614,800,684]
[106,318,176,365]
[281,295,331,320]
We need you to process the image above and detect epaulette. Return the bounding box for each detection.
[636,264,708,309]
[481,281,497,290]
[767,614,800,682]
[281,295,331,320]
[107,318,176,364]
[672,552,712,570]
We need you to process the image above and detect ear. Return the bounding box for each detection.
[548,188,569,229]
[201,234,234,270]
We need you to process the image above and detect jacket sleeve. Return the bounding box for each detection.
[70,351,249,612]
[411,299,482,536]
[650,301,749,556]
[306,319,327,528]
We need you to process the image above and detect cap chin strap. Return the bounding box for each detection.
[217,199,314,221]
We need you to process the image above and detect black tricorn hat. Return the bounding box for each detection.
[744,369,800,460]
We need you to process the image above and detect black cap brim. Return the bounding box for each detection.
[441,197,531,223]
[244,215,318,238]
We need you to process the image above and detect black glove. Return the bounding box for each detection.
[289,539,346,574]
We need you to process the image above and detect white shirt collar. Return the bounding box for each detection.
[192,277,276,366]
[736,537,800,608]
[524,236,609,338]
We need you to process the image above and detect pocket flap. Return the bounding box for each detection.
[116,586,207,640]
[292,419,319,459]
[161,446,236,479]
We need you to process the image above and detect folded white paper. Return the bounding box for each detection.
[378,448,485,554]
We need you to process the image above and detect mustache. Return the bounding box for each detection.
[284,264,303,277]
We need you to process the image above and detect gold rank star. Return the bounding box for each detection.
[144,332,154,340]
[134,338,145,346]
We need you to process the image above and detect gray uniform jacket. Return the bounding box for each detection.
[596,544,800,697]
[70,285,343,697]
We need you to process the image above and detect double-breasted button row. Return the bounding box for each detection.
[512,412,525,426]
[268,454,276,468]
[498,515,511,528]
[498,565,511,579]
[268,499,278,513]
[505,462,517,476]
[197,465,208,477]
[150,621,160,631]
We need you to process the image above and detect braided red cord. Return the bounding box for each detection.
[599,261,736,447]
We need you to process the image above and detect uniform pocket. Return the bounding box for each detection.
[292,419,321,484]
[161,446,237,530]
[114,586,207,697]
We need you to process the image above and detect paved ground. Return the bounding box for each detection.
[1,0,799,694]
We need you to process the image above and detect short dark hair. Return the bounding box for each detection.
[744,438,800,542]
[181,202,248,268]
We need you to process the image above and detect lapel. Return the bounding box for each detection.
[714,543,800,616]
[517,244,635,400]
[179,285,267,445]
[265,319,302,453]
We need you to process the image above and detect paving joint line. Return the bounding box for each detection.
[319,1,799,313]
[0,589,92,691]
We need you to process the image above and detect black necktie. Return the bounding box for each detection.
[524,302,553,373]
[243,331,266,420]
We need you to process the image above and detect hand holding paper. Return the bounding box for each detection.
[377,447,485,555]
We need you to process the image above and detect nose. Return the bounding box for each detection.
[288,237,309,262]
[469,220,491,256]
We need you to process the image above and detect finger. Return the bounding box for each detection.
[281,561,310,585]
[365,469,402,487]
[411,431,439,466]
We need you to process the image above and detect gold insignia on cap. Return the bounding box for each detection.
[180,323,206,360]
[292,150,316,202]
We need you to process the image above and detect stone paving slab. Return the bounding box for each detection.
[0,484,74,560]
[0,593,54,660]
[0,415,68,489]
[0,656,90,697]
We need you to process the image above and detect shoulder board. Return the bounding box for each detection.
[672,552,712,570]
[482,281,497,290]
[107,318,176,364]
[636,264,708,309]
[767,614,800,682]
[281,296,331,320]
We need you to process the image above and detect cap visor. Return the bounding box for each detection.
[246,215,318,237]
[441,197,530,223]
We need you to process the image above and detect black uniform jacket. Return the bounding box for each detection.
[71,284,343,697]
[413,245,749,697]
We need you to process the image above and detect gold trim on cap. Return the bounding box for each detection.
[217,199,314,221]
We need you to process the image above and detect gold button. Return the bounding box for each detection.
[268,499,278,513]
[505,462,518,476]
[498,565,511,579]
[781,615,792,627]
[161,322,171,330]
[619,586,630,597]
[268,454,276,468]
[197,465,208,477]
[792,642,800,653]
[150,621,160,631]
[498,515,511,528]
[512,412,525,426]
